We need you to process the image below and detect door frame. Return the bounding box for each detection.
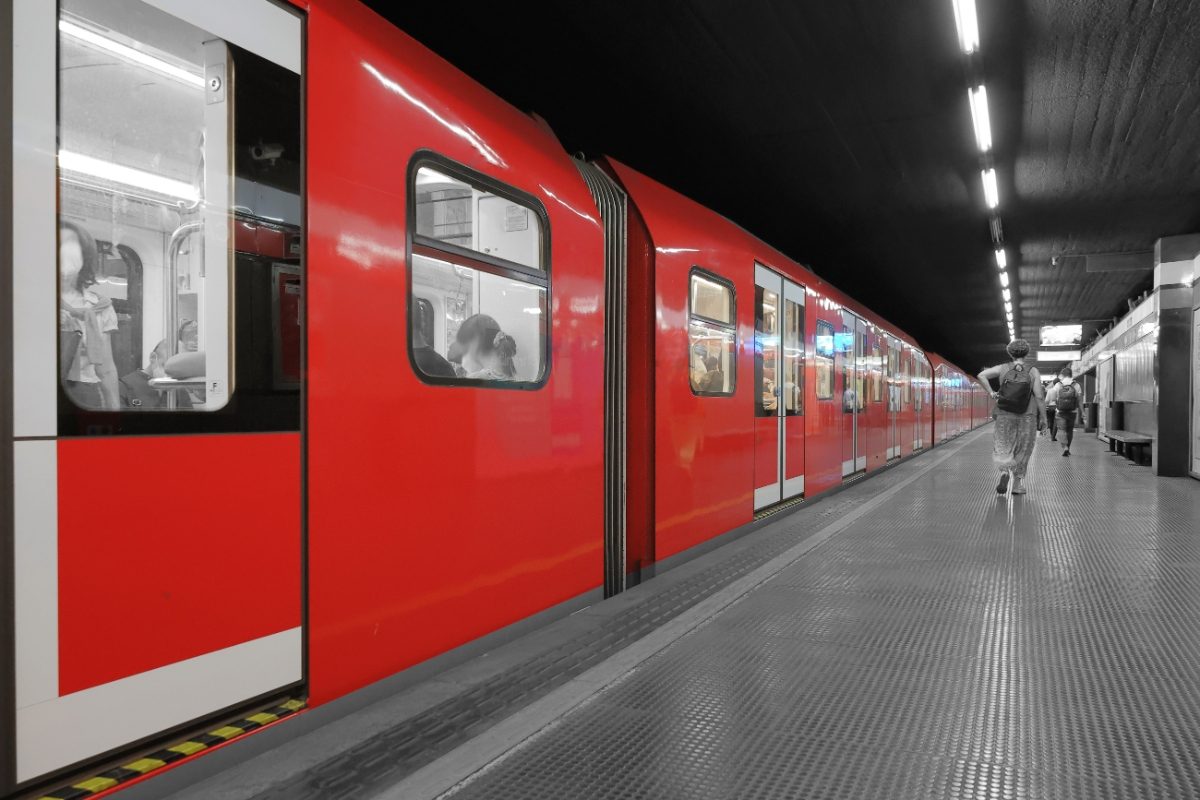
[6,0,305,788]
[753,264,805,509]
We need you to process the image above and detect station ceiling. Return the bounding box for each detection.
[365,0,1200,371]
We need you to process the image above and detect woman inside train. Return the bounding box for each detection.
[455,313,518,380]
[59,220,121,409]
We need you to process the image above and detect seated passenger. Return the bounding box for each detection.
[701,355,725,392]
[411,303,456,378]
[119,339,193,409]
[690,344,709,389]
[456,313,517,380]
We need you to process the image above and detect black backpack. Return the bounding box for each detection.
[996,363,1033,413]
[1057,382,1079,412]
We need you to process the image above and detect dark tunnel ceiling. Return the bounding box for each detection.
[362,0,1200,371]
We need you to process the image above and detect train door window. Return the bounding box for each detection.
[841,326,855,412]
[689,269,736,396]
[815,320,834,400]
[782,295,803,415]
[871,342,883,403]
[902,350,912,406]
[57,0,303,422]
[409,156,550,387]
[754,283,778,414]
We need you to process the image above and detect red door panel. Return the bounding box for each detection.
[57,433,302,695]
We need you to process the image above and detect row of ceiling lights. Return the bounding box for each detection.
[952,0,1014,343]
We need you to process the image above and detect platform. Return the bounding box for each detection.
[145,429,1200,800]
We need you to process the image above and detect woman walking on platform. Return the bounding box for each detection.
[977,339,1048,495]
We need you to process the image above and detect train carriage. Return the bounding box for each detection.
[1,0,989,794]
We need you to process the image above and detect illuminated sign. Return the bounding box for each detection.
[1037,350,1081,363]
[1040,324,1082,346]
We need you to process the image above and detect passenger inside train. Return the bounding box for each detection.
[410,165,547,385]
[55,0,303,423]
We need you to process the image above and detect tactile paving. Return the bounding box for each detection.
[446,434,1200,800]
[243,442,969,800]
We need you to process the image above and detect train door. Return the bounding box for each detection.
[753,265,805,509]
[839,310,865,476]
[7,0,304,788]
[913,355,925,450]
[886,335,900,459]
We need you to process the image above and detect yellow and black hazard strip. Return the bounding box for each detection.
[38,699,306,800]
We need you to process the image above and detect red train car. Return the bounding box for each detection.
[1,0,988,794]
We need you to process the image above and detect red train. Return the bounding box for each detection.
[1,0,989,794]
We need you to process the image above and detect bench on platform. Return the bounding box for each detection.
[1105,430,1153,465]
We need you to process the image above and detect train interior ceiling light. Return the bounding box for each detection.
[951,0,980,53]
[58,150,199,202]
[58,18,204,88]
[968,85,991,152]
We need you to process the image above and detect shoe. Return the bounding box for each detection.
[996,472,1009,494]
[1011,478,1026,495]
[1063,449,1070,457]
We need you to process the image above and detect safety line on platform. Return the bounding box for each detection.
[37,699,306,800]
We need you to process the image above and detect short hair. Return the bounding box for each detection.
[1060,366,1073,378]
[1006,338,1030,358]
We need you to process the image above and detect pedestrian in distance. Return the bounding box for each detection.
[1044,376,1060,441]
[1045,366,1082,457]
[977,339,1048,496]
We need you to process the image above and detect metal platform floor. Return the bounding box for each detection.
[155,429,1200,800]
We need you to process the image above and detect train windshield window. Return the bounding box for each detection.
[689,269,735,396]
[409,157,550,388]
[413,167,544,271]
[57,0,302,418]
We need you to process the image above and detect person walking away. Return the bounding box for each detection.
[977,339,1048,495]
[1050,366,1082,456]
[1044,377,1060,441]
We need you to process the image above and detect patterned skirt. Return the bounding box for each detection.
[992,410,1038,477]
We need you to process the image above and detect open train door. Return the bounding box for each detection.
[4,0,304,791]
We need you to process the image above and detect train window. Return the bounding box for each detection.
[902,350,912,405]
[870,343,883,403]
[783,297,803,416]
[57,0,302,422]
[814,321,834,400]
[690,269,736,396]
[408,155,550,388]
[413,166,544,271]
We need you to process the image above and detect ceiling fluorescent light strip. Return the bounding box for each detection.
[59,150,200,201]
[981,169,999,209]
[999,272,1009,288]
[951,0,980,53]
[59,19,204,88]
[995,248,1006,269]
[969,85,991,152]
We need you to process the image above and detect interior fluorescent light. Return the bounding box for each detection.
[59,19,204,88]
[995,248,1006,269]
[982,169,999,208]
[969,85,992,152]
[999,272,1009,288]
[951,0,980,53]
[59,150,199,201]
[1002,288,1011,302]
[1004,300,1013,313]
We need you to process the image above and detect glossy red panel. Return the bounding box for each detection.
[305,2,604,704]
[57,433,301,695]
